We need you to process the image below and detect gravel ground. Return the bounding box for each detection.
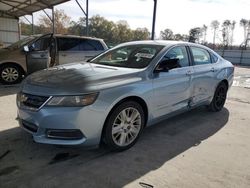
[0,67,250,188]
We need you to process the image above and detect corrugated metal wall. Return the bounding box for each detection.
[0,17,19,48]
[215,50,250,66]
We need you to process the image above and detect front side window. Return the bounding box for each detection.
[30,36,51,51]
[158,46,189,71]
[190,47,211,65]
[91,44,164,68]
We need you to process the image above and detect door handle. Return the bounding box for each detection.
[61,54,67,57]
[186,70,193,75]
[40,54,46,58]
[211,67,215,72]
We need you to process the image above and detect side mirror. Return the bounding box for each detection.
[23,45,29,52]
[154,58,180,73]
[154,61,169,73]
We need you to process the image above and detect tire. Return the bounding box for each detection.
[208,82,228,112]
[0,64,23,84]
[103,101,145,151]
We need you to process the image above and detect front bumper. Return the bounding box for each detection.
[17,105,106,146]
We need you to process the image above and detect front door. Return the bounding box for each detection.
[152,46,194,118]
[26,34,52,74]
[26,51,50,74]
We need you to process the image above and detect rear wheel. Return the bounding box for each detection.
[103,101,145,151]
[208,82,228,112]
[0,64,23,84]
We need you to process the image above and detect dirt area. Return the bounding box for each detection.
[0,67,250,188]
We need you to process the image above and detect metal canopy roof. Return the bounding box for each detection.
[0,0,70,18]
[0,0,157,39]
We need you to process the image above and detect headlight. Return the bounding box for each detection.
[46,93,99,107]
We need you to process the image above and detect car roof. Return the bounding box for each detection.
[54,34,104,41]
[27,33,104,41]
[117,40,210,49]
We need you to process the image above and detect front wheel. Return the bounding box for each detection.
[208,82,228,112]
[0,64,23,84]
[103,101,145,151]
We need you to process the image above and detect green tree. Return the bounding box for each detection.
[240,18,250,41]
[202,24,208,43]
[211,20,220,45]
[88,15,117,44]
[38,9,71,34]
[132,28,150,41]
[181,34,190,41]
[69,15,149,45]
[189,27,202,43]
[222,20,236,46]
[114,21,133,43]
[230,21,236,45]
[68,17,87,35]
[20,22,32,35]
[173,33,183,41]
[20,22,45,35]
[160,28,174,40]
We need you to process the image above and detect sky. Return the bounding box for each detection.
[23,0,250,45]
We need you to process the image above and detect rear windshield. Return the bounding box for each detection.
[91,44,164,68]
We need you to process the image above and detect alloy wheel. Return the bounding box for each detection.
[111,107,142,147]
[214,86,226,109]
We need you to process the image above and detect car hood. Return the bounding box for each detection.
[0,48,15,59]
[0,48,8,52]
[22,62,143,95]
[0,47,17,53]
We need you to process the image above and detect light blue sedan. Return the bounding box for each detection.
[16,41,234,151]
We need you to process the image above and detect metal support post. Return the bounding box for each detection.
[75,0,89,36]
[52,6,55,34]
[86,0,89,36]
[31,13,34,34]
[151,0,157,40]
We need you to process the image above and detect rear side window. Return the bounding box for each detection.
[57,38,104,51]
[210,52,219,63]
[190,47,211,65]
[57,38,80,51]
[79,39,104,51]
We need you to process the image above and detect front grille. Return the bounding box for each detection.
[18,93,49,110]
[22,120,38,133]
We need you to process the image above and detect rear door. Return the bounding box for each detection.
[79,39,106,61]
[189,46,216,104]
[26,34,52,74]
[152,45,194,118]
[57,37,105,65]
[57,37,81,65]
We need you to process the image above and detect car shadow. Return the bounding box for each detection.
[0,84,20,97]
[0,107,229,188]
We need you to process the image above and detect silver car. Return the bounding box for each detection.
[16,40,234,151]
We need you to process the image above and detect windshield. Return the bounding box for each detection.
[91,44,164,68]
[4,36,37,50]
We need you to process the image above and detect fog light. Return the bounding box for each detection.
[46,129,84,140]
